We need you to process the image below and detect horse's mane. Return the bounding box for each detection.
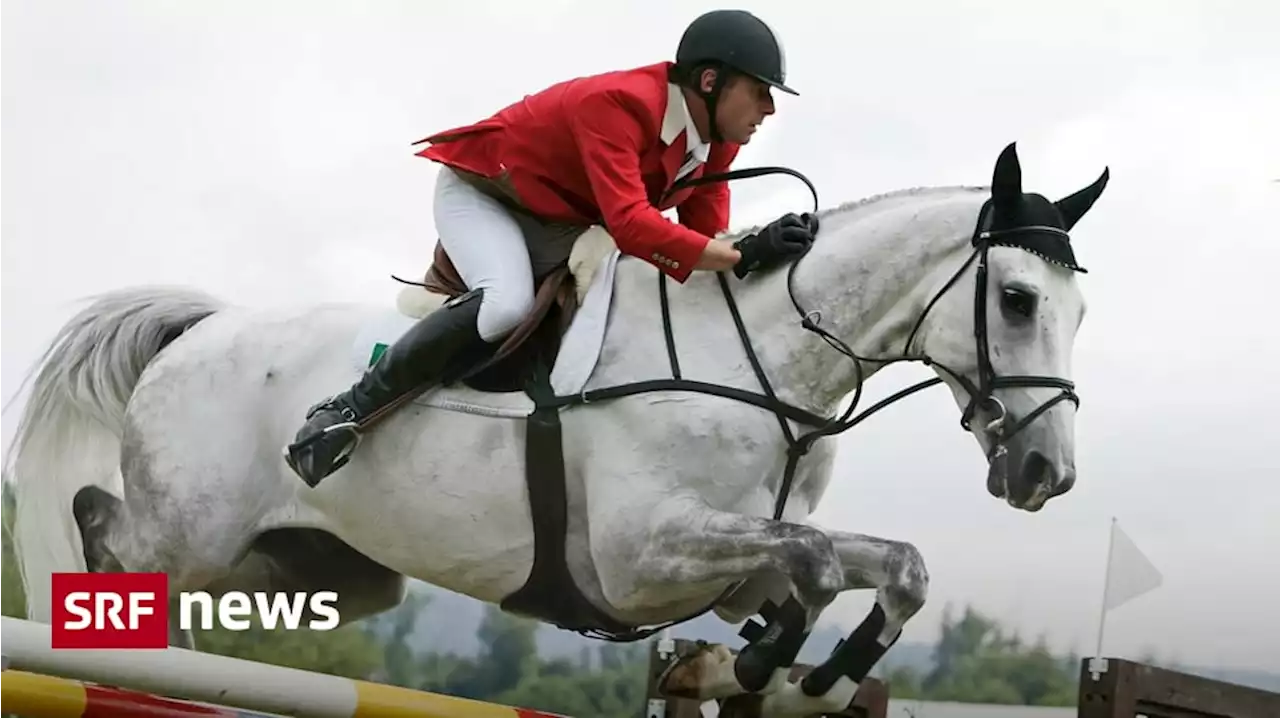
[820,184,990,218]
[724,184,990,239]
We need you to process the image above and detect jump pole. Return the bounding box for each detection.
[1,668,283,717]
[1,616,565,718]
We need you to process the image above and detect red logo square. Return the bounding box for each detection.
[51,572,170,649]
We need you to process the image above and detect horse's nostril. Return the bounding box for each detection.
[1020,450,1055,489]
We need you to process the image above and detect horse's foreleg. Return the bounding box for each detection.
[756,528,928,718]
[635,506,844,702]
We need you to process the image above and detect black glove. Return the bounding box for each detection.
[732,212,819,279]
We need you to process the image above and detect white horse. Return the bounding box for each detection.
[9,142,1107,717]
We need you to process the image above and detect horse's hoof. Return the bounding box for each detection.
[72,485,122,573]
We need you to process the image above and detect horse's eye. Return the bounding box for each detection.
[1001,288,1037,319]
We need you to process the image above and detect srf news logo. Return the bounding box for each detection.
[52,572,340,649]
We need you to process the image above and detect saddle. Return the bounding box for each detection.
[412,242,581,393]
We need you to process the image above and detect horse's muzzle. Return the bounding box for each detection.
[987,446,1073,511]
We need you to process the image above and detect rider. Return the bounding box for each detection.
[284,9,819,487]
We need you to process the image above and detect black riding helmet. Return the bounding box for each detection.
[673,9,796,142]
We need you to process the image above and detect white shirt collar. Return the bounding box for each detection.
[661,83,710,163]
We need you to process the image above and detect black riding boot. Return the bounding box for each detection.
[284,289,490,487]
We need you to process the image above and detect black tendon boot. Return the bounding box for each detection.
[284,289,490,487]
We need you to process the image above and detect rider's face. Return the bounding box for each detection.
[710,73,776,144]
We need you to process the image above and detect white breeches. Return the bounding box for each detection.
[433,166,535,342]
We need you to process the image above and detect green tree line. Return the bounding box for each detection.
[879,604,1078,706]
[2,483,1080,716]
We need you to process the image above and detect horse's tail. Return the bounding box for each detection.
[5,286,224,622]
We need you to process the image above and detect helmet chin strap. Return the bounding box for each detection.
[697,67,731,143]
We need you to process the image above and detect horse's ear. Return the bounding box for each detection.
[1055,166,1110,231]
[992,142,1022,202]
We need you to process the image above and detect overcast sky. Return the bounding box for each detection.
[4,1,1278,674]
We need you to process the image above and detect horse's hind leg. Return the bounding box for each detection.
[73,485,203,648]
[73,481,237,586]
[72,474,249,649]
[753,527,928,718]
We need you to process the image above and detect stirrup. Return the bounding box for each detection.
[287,419,362,453]
[282,420,363,484]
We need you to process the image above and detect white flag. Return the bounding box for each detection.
[1103,520,1163,611]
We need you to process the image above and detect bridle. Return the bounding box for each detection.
[905,213,1081,452]
[785,194,1082,471]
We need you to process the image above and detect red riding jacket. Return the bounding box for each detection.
[413,61,740,282]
